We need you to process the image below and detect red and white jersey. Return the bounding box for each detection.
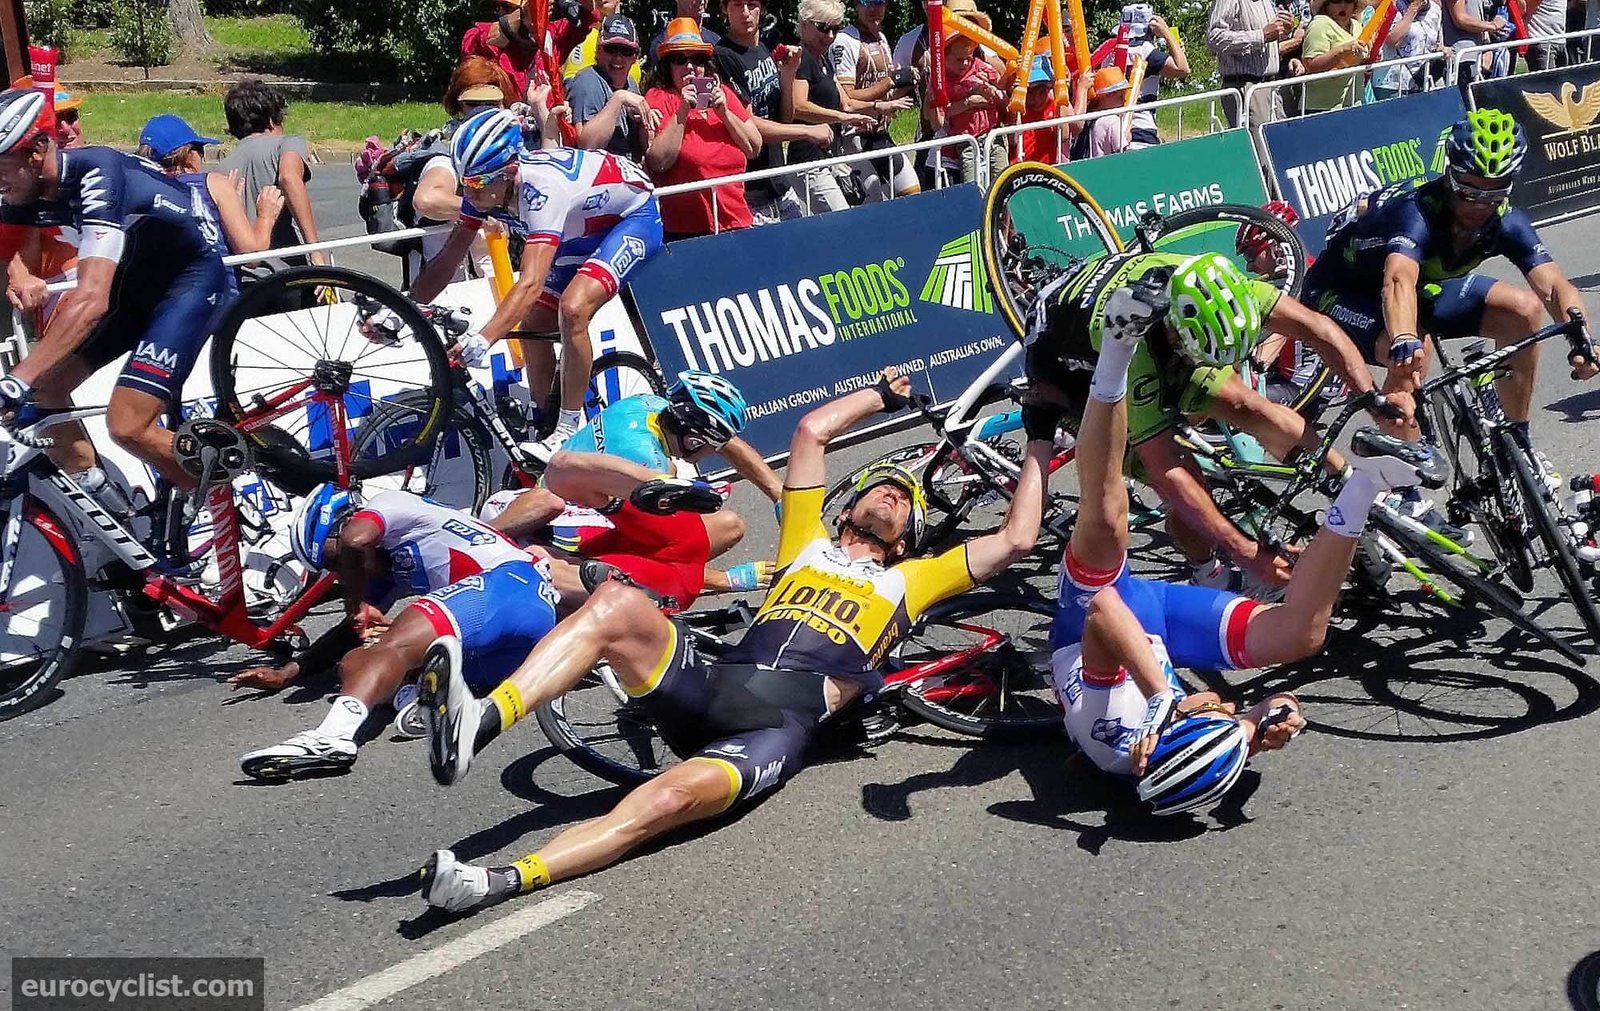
[459,147,654,251]
[353,490,529,596]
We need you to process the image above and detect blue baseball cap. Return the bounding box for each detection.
[139,114,219,159]
[1028,55,1053,85]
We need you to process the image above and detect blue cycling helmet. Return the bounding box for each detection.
[289,482,360,572]
[666,370,748,446]
[1136,712,1249,816]
[451,107,522,180]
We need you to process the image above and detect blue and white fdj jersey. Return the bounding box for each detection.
[351,489,530,603]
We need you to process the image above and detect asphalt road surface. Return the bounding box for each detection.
[4,196,1600,1011]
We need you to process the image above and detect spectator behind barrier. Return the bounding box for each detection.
[927,34,1010,185]
[1300,0,1369,113]
[564,0,644,82]
[1097,4,1189,147]
[645,0,722,73]
[139,114,283,282]
[833,0,921,201]
[1523,0,1568,69]
[461,0,601,102]
[1072,66,1133,160]
[568,14,653,158]
[1441,0,1506,82]
[54,88,83,148]
[902,0,1000,188]
[787,0,881,214]
[1372,0,1445,101]
[716,0,820,223]
[1014,55,1083,164]
[221,78,326,267]
[1207,0,1295,125]
[645,18,765,240]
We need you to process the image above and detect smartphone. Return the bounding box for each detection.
[693,75,716,106]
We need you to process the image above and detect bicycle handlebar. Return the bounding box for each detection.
[1424,311,1593,395]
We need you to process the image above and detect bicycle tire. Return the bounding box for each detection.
[1425,383,1535,591]
[210,266,453,491]
[1147,203,1308,299]
[894,591,1061,739]
[1498,428,1600,648]
[0,497,89,720]
[1367,506,1582,664]
[535,667,673,787]
[981,162,1125,342]
[353,396,495,514]
[822,441,944,523]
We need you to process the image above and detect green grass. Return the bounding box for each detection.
[77,91,439,150]
[206,14,310,56]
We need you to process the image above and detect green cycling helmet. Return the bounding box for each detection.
[1444,108,1526,181]
[1166,253,1262,367]
[839,461,928,553]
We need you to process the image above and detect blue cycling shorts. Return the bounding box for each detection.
[1304,260,1498,365]
[1049,547,1262,673]
[536,197,664,311]
[407,559,560,690]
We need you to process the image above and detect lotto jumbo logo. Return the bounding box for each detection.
[919,230,994,315]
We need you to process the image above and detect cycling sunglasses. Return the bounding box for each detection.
[1447,170,1513,204]
[668,403,731,453]
[462,168,511,190]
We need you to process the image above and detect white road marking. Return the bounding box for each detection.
[292,889,601,1011]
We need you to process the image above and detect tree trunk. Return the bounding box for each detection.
[169,0,214,49]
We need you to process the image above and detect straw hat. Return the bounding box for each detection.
[946,0,992,31]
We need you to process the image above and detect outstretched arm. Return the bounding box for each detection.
[786,369,908,489]
[965,438,1052,582]
[716,436,784,502]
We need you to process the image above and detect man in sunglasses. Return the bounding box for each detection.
[568,14,653,158]
[1304,108,1598,496]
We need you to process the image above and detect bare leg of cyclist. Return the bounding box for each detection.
[106,388,190,489]
[1066,364,1131,577]
[1478,280,1545,425]
[544,449,659,504]
[704,510,746,559]
[1205,372,1347,473]
[27,357,97,473]
[556,275,606,416]
[1078,585,1171,693]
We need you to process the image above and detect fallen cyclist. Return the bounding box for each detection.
[1044,282,1443,815]
[411,370,1052,912]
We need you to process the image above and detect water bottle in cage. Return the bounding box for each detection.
[1569,474,1600,566]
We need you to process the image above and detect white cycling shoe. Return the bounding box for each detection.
[419,636,480,786]
[240,730,357,782]
[518,425,579,468]
[420,849,490,912]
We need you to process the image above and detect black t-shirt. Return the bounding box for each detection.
[713,37,784,192]
[788,48,840,165]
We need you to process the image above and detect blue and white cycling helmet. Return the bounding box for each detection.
[665,370,748,447]
[451,107,522,181]
[0,88,48,156]
[1136,713,1250,816]
[289,482,360,572]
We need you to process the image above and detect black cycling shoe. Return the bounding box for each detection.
[1350,429,1447,490]
[578,559,676,610]
[629,477,723,516]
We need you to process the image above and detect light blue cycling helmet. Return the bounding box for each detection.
[666,370,749,446]
[1137,712,1250,816]
[289,482,360,571]
[451,107,522,180]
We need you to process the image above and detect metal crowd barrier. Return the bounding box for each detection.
[979,86,1244,177]
[1240,51,1447,128]
[1451,25,1600,82]
[651,133,981,235]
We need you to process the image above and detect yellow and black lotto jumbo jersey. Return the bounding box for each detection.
[721,486,976,685]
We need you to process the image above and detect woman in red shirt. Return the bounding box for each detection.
[644,17,764,240]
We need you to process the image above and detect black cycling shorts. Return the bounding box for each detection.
[631,619,828,813]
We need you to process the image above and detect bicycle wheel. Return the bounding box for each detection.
[0,497,89,720]
[536,664,677,787]
[1498,428,1600,648]
[981,162,1125,342]
[586,351,667,408]
[1147,203,1308,299]
[1426,385,1534,590]
[352,395,495,514]
[210,266,453,492]
[1367,506,1582,664]
[823,441,944,520]
[893,591,1062,739]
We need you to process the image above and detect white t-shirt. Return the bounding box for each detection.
[831,26,895,137]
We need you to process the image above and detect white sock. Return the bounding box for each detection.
[316,696,369,741]
[1325,470,1379,539]
[555,409,582,433]
[1090,339,1142,404]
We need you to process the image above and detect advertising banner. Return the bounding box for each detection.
[1260,88,1465,255]
[1472,63,1600,225]
[1052,129,1271,256]
[627,185,1015,462]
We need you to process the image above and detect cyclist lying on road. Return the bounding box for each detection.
[1043,285,1443,815]
[1027,249,1409,591]
[410,369,1052,913]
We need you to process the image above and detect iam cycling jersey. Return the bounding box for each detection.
[1049,545,1262,775]
[1305,177,1554,361]
[0,147,231,400]
[720,484,975,689]
[1030,250,1282,446]
[458,147,663,307]
[353,489,529,603]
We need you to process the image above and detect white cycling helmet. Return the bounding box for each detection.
[0,88,49,156]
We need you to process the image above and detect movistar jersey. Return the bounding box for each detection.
[1318,177,1553,289]
[722,485,974,689]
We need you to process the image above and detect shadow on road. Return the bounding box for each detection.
[1545,387,1600,424]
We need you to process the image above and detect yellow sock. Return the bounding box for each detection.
[489,682,526,732]
[512,853,551,892]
